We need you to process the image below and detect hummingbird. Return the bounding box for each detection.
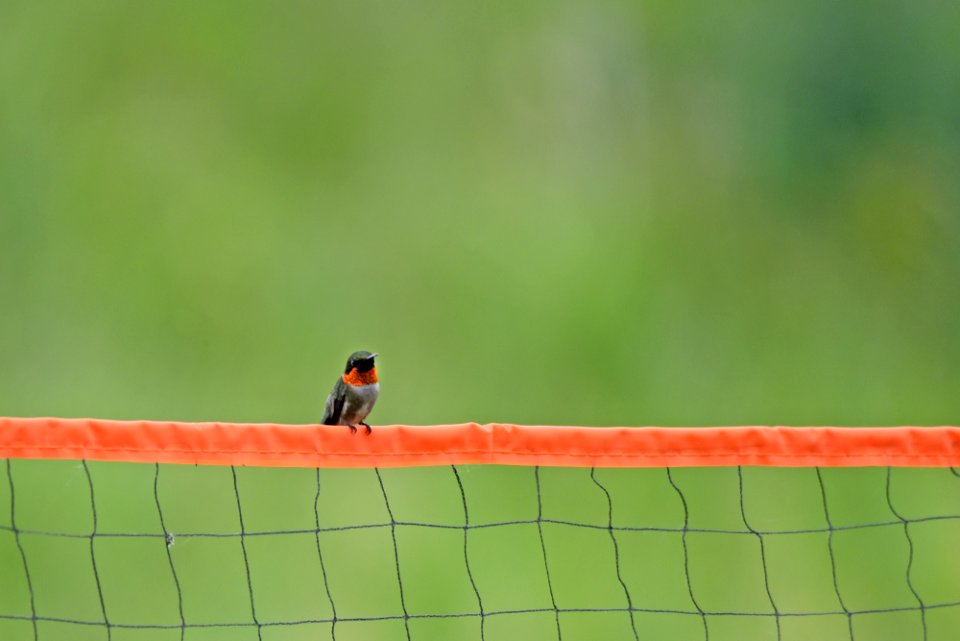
[321,350,380,434]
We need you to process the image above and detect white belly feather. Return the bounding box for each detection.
[340,383,380,424]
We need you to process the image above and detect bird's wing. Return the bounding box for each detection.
[320,378,346,425]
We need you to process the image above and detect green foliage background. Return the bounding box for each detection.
[3,0,960,427]
[1,1,959,640]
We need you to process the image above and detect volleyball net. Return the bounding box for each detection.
[1,418,959,641]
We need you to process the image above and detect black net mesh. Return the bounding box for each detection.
[2,460,959,641]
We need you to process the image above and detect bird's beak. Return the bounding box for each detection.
[370,353,379,360]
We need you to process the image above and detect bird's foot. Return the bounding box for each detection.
[360,421,372,435]
[347,424,358,435]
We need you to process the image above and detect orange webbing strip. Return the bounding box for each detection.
[1,418,959,468]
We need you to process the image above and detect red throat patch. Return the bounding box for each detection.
[342,367,378,386]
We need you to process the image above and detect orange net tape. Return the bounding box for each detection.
[1,418,958,467]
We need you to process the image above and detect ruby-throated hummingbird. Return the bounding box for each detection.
[321,351,379,434]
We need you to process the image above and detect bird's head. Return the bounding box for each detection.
[344,350,378,374]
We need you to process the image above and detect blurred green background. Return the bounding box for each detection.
[2,0,959,426]
[2,1,960,640]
